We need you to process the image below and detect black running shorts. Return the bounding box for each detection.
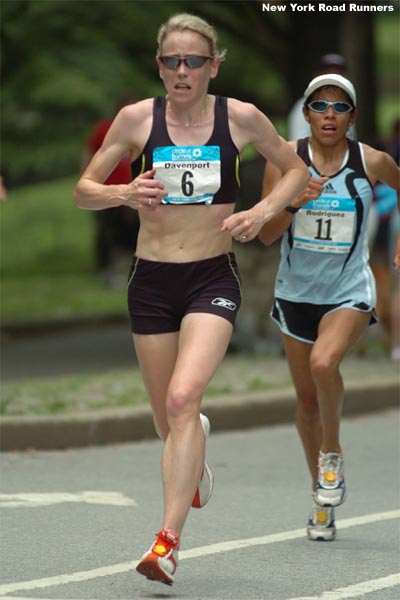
[270,298,377,344]
[127,252,242,334]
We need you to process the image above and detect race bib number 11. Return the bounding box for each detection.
[153,145,221,205]
[293,197,356,254]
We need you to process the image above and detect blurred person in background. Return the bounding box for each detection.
[358,118,400,361]
[74,12,309,586]
[0,176,7,201]
[385,118,399,364]
[259,74,400,543]
[390,205,400,363]
[81,97,140,287]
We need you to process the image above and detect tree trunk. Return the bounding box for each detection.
[339,12,377,144]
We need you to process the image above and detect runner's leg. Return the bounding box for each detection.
[162,312,233,535]
[133,332,179,441]
[134,312,232,536]
[310,308,371,452]
[282,334,320,488]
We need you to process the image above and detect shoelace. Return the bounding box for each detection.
[320,454,341,472]
[152,529,179,556]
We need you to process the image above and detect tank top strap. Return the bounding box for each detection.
[296,137,311,165]
[152,96,172,146]
[209,96,228,141]
[346,139,367,176]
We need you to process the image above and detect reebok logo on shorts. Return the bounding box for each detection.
[211,297,237,311]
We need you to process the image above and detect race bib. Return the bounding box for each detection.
[293,197,355,254]
[153,146,221,205]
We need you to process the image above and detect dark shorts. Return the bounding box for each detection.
[270,298,377,344]
[127,252,242,334]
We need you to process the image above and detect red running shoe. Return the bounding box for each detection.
[136,529,179,586]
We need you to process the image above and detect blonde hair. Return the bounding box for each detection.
[156,13,226,60]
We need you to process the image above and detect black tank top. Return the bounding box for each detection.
[131,95,240,205]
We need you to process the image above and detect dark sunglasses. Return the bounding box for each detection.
[159,55,212,70]
[307,100,354,114]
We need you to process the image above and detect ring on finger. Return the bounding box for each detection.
[148,198,152,206]
[240,234,247,241]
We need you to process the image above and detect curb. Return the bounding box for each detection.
[1,379,398,452]
[1,314,129,338]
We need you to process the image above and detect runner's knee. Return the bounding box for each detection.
[166,385,201,422]
[310,350,340,382]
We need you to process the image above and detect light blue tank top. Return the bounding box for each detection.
[274,139,376,306]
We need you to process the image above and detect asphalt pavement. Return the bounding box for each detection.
[1,410,399,599]
[1,320,399,452]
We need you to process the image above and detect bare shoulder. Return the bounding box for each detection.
[227,97,269,128]
[103,98,154,155]
[226,97,276,149]
[114,98,154,128]
[362,142,400,188]
[362,143,387,172]
[362,142,382,162]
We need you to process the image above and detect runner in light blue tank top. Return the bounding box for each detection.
[259,73,400,544]
[275,138,376,307]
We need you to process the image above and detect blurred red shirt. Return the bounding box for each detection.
[86,119,131,185]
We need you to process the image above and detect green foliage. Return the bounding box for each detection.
[376,14,400,138]
[1,0,171,183]
[1,1,398,184]
[1,177,94,276]
[0,177,128,321]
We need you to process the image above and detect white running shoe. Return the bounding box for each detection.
[307,497,336,541]
[192,414,214,509]
[136,529,179,586]
[315,451,346,507]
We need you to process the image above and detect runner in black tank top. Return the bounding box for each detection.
[131,95,240,205]
[74,13,309,586]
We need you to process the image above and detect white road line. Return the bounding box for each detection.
[288,572,400,600]
[0,562,138,595]
[2,574,400,600]
[0,509,398,596]
[0,574,399,600]
[0,492,136,508]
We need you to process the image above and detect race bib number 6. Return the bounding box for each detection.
[293,197,356,254]
[153,145,221,205]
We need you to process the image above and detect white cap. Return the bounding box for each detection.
[304,74,356,106]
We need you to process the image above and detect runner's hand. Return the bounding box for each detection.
[121,169,167,210]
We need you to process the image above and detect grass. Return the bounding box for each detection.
[1,176,128,322]
[1,370,148,416]
[0,355,294,417]
[1,350,397,417]
[2,273,126,322]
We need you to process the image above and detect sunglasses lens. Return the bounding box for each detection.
[308,100,353,113]
[185,56,209,69]
[160,56,210,69]
[334,102,352,113]
[160,57,180,69]
[309,101,329,112]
